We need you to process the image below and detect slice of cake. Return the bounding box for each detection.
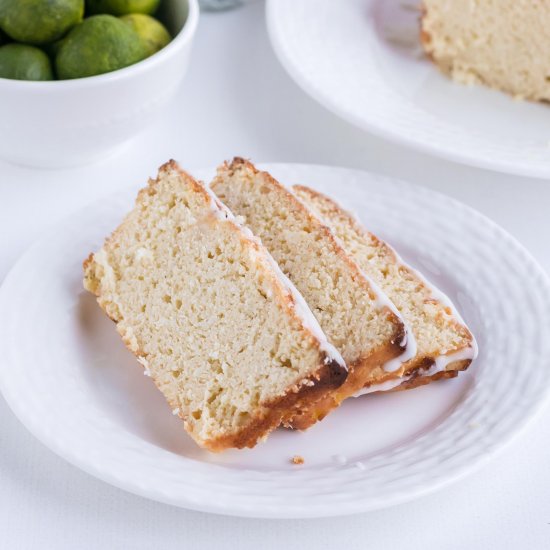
[211,158,413,429]
[83,160,347,452]
[421,1,550,101]
[292,185,477,400]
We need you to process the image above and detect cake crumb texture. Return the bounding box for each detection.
[421,0,550,101]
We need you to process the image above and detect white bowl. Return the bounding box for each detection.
[0,0,199,168]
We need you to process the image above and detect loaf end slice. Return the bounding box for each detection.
[83,160,347,452]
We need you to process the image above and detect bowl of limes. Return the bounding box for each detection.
[0,0,198,167]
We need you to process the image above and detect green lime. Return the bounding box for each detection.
[0,43,53,80]
[56,15,146,79]
[86,0,160,15]
[120,14,170,58]
[0,0,84,45]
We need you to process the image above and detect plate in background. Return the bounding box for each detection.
[0,163,549,518]
[267,0,550,178]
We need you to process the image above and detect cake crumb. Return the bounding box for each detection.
[291,455,304,465]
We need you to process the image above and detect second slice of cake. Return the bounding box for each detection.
[211,158,413,428]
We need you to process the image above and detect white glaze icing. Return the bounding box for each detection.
[203,182,346,367]
[433,344,478,373]
[289,189,417,373]
[388,244,479,364]
[354,344,477,397]
[363,271,418,372]
[321,203,423,375]
[353,376,405,396]
[381,325,417,372]
[256,242,345,366]
[328,199,478,388]
[289,187,416,371]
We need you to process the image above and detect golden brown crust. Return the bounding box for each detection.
[83,160,348,452]
[203,356,346,451]
[286,333,407,430]
[390,359,471,392]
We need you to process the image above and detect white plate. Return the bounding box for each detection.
[1,163,549,518]
[266,0,550,179]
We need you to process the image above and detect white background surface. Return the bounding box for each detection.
[1,2,549,548]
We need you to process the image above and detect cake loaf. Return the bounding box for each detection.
[292,185,477,402]
[211,158,413,429]
[421,0,550,102]
[83,160,347,451]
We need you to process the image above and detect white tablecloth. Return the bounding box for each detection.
[1,3,549,549]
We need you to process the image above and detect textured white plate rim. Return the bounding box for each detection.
[265,1,550,179]
[1,162,550,518]
[2,365,548,519]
